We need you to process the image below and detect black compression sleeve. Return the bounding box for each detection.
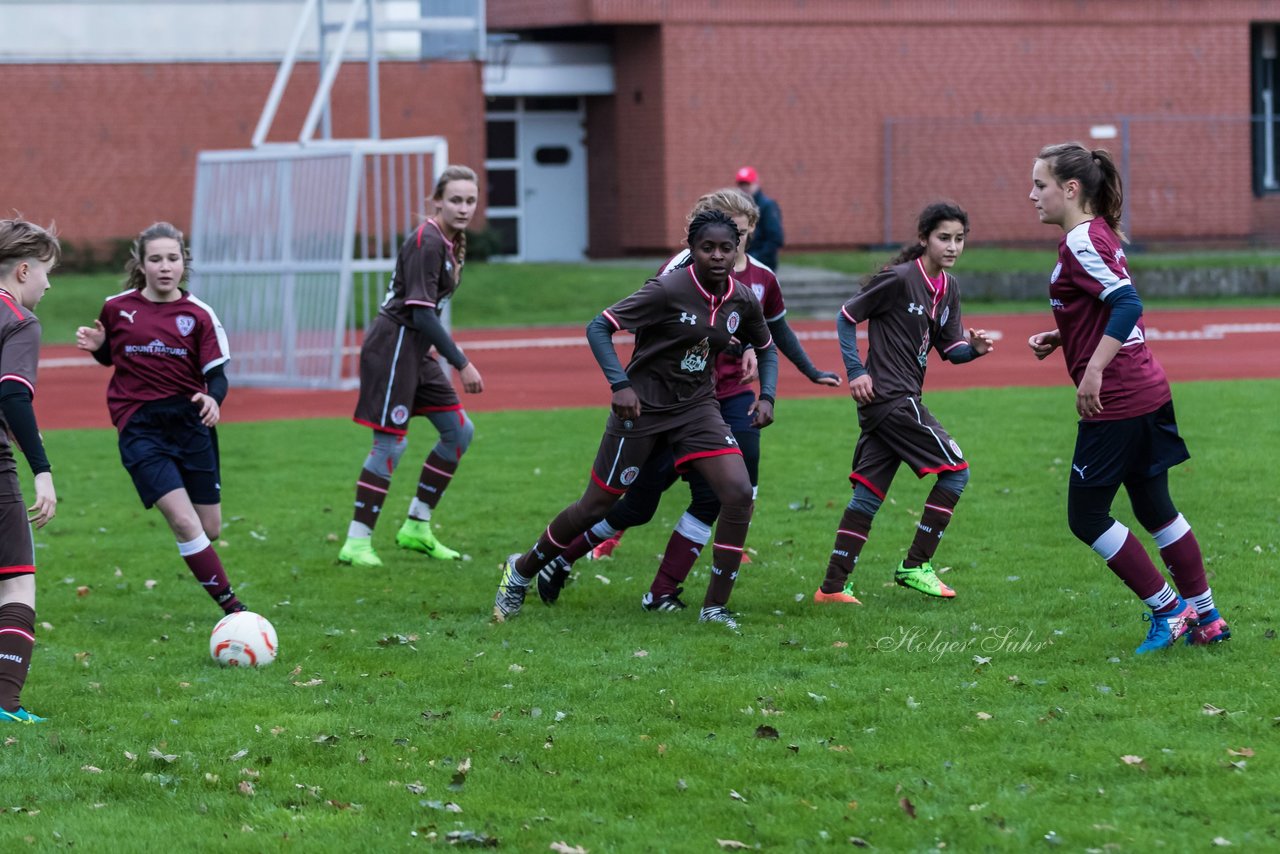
[205,363,229,404]
[586,314,631,390]
[0,380,50,474]
[411,307,469,370]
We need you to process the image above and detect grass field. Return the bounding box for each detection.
[7,380,1277,850]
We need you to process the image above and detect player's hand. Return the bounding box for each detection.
[968,328,995,356]
[75,320,106,352]
[1028,330,1060,360]
[459,362,484,394]
[848,374,874,405]
[812,370,841,387]
[192,392,221,427]
[28,471,56,528]
[1076,370,1104,418]
[611,387,641,422]
[739,346,758,384]
[748,397,774,429]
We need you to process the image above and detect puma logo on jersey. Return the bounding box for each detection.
[120,309,137,323]
[679,311,698,325]
[907,302,925,315]
[1072,464,1089,478]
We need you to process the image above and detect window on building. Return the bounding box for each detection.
[1253,23,1280,195]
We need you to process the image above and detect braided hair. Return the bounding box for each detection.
[686,208,742,247]
[432,164,478,266]
[124,222,191,291]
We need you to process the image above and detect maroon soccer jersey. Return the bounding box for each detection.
[95,289,231,430]
[1049,219,1171,420]
[840,259,966,426]
[377,219,461,329]
[657,252,785,399]
[0,288,41,476]
[602,267,773,434]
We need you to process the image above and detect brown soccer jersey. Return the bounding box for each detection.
[840,259,967,429]
[601,267,772,436]
[0,288,42,476]
[376,219,461,336]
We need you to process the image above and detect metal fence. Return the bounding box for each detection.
[190,137,448,389]
[882,115,1273,246]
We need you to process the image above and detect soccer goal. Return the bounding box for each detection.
[189,138,448,389]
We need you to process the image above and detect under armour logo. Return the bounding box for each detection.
[907,303,925,315]
[120,309,137,323]
[679,312,698,325]
[1072,464,1089,478]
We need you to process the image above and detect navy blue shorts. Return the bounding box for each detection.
[118,403,221,509]
[1070,400,1189,488]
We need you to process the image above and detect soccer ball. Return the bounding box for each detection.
[210,611,278,667]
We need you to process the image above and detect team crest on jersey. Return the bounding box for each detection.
[176,314,196,336]
[680,337,710,373]
[620,466,640,486]
[751,284,765,302]
[726,311,741,334]
[949,439,963,458]
[1050,261,1062,284]
[390,405,410,425]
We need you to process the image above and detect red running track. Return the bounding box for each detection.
[34,308,1280,430]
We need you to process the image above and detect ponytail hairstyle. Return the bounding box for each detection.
[880,201,970,270]
[0,217,61,280]
[686,208,742,247]
[432,164,479,266]
[124,222,191,291]
[1037,142,1126,240]
[686,187,759,233]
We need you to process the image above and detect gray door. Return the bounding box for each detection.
[520,112,587,261]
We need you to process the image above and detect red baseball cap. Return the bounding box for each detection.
[735,166,758,184]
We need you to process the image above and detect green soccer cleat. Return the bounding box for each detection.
[894,561,956,598]
[395,519,461,560]
[0,707,46,724]
[338,535,384,568]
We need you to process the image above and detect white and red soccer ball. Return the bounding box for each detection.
[210,611,278,667]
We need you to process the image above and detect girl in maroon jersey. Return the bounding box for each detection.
[1027,142,1227,654]
[0,219,59,723]
[76,222,246,618]
[338,165,484,568]
[815,202,993,604]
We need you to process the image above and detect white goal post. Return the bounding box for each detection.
[189,137,448,389]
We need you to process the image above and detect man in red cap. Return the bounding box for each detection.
[735,166,785,270]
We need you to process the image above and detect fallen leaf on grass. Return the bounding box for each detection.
[1227,747,1254,758]
[5,737,19,747]
[81,765,103,773]
[148,747,178,763]
[144,580,157,590]
[293,678,324,687]
[899,797,917,819]
[239,781,255,795]
[634,649,649,658]
[123,751,137,761]
[973,655,991,665]
[550,842,587,853]
[976,712,993,720]
[405,782,426,794]
[832,641,848,648]
[729,790,748,803]
[716,841,750,850]
[593,574,611,585]
[1213,837,1232,846]
[849,838,871,848]
[754,725,779,740]
[227,749,249,762]
[1120,755,1146,769]
[288,664,302,677]
[1203,703,1226,716]
[76,586,90,597]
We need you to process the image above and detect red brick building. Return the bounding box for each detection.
[4,1,1279,259]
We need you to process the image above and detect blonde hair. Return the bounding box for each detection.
[432,164,479,265]
[686,187,759,232]
[124,222,191,291]
[0,217,61,279]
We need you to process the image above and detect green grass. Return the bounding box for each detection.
[8,380,1278,850]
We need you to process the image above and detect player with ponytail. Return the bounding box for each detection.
[1027,142,1228,654]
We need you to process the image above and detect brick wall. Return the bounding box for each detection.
[3,62,485,253]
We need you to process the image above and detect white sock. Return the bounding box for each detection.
[1187,589,1216,618]
[408,498,432,521]
[347,521,372,539]
[1142,584,1177,612]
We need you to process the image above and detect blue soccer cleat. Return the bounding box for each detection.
[0,707,46,724]
[1135,598,1197,654]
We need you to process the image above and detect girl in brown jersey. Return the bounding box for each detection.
[1027,142,1227,654]
[815,202,993,604]
[77,222,247,620]
[0,219,59,724]
[338,165,484,568]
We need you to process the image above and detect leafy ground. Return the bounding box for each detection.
[6,381,1277,850]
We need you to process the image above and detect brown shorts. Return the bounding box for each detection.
[590,400,742,494]
[0,474,34,577]
[353,317,461,434]
[850,397,967,499]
